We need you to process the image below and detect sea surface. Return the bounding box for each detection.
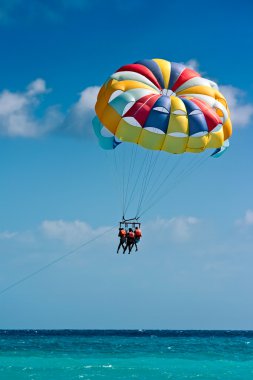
[1,330,253,379]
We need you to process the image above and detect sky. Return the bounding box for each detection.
[1,0,253,329]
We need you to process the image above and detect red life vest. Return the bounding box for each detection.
[128,231,134,239]
[135,229,142,238]
[119,229,126,237]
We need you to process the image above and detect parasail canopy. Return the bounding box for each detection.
[93,58,232,157]
[93,59,232,219]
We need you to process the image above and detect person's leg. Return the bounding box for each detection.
[135,239,140,251]
[117,242,121,253]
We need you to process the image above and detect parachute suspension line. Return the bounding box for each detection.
[134,151,151,217]
[139,153,210,218]
[135,149,154,217]
[179,152,209,182]
[121,142,127,216]
[111,150,122,215]
[170,152,209,186]
[153,151,198,197]
[142,153,183,212]
[104,149,126,219]
[0,224,118,297]
[135,150,160,218]
[138,150,174,215]
[123,143,138,218]
[140,154,196,217]
[113,148,124,219]
[162,153,196,189]
[141,152,173,205]
[123,148,150,217]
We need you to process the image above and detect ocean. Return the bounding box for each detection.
[0,330,253,379]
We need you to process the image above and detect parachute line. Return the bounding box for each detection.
[139,153,209,217]
[123,148,150,217]
[135,150,153,215]
[135,150,159,217]
[124,143,138,216]
[140,153,183,213]
[113,149,124,217]
[0,225,117,297]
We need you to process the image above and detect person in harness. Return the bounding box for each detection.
[133,226,142,251]
[123,228,135,254]
[117,227,127,253]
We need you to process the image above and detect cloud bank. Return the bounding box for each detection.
[235,209,253,228]
[0,79,99,138]
[41,219,111,245]
[146,216,200,242]
[0,79,63,137]
[0,231,17,240]
[220,85,253,128]
[184,59,200,72]
[63,86,99,137]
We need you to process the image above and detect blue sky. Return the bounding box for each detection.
[1,0,253,329]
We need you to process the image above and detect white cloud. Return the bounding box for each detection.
[1,220,111,248]
[26,78,49,96]
[0,80,99,139]
[147,216,200,242]
[184,59,200,72]
[63,86,99,137]
[219,85,253,128]
[0,79,63,137]
[236,209,253,228]
[0,231,17,240]
[0,91,27,115]
[41,219,111,245]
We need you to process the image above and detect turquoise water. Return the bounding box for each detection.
[1,330,253,379]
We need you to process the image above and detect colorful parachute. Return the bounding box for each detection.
[93,59,232,219]
[93,59,232,156]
